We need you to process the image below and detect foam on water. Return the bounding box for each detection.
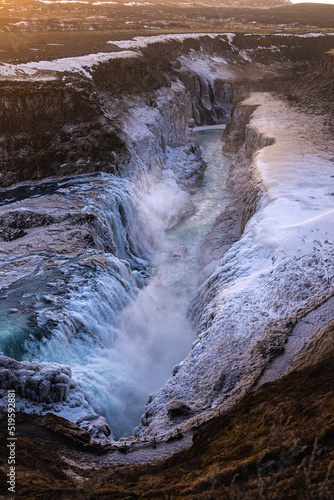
[0,128,232,438]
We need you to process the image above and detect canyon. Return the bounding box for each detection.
[0,27,333,498]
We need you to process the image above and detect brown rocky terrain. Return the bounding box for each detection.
[284,49,334,132]
[0,2,334,63]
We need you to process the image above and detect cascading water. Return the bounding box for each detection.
[0,126,232,438]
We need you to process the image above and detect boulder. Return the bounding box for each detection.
[0,355,72,404]
[75,413,114,445]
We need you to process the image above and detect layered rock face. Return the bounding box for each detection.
[222,104,258,155]
[0,81,129,187]
[200,102,275,276]
[75,413,114,445]
[283,46,334,130]
[1,33,334,187]
[321,49,334,75]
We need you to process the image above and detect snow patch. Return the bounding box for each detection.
[108,32,231,51]
[35,0,89,3]
[0,51,139,80]
[124,1,152,5]
[178,51,234,83]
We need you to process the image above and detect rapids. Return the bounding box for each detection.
[0,127,232,438]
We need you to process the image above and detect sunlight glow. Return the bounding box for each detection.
[290,0,334,4]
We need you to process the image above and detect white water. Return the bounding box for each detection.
[101,126,232,436]
[0,127,232,438]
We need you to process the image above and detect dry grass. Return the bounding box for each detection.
[0,344,333,499]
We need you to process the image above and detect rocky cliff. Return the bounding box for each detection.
[0,80,130,187]
[284,46,334,131]
[1,33,334,187]
[200,102,275,274]
[321,49,334,75]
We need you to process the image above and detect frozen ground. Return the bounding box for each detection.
[0,50,139,80]
[137,92,334,438]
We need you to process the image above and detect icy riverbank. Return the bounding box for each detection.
[0,48,227,438]
[136,92,334,438]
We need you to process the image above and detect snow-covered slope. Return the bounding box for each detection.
[136,92,334,438]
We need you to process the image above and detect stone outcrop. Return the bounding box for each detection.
[0,356,73,403]
[240,124,275,232]
[284,47,334,130]
[321,49,334,75]
[288,319,334,374]
[222,104,258,155]
[0,80,129,187]
[39,412,91,445]
[75,413,114,445]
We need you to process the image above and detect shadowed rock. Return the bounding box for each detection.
[76,413,114,445]
[166,400,193,419]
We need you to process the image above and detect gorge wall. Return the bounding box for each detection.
[136,90,334,438]
[321,49,334,75]
[1,32,334,187]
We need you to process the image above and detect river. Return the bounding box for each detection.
[0,126,232,438]
[97,125,232,437]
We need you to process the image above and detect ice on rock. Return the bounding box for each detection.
[0,356,73,403]
[76,413,115,445]
[0,356,93,418]
[0,72,209,437]
[0,51,140,80]
[135,93,334,438]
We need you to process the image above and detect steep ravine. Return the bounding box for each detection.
[136,91,334,439]
[1,32,334,187]
[0,34,333,447]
